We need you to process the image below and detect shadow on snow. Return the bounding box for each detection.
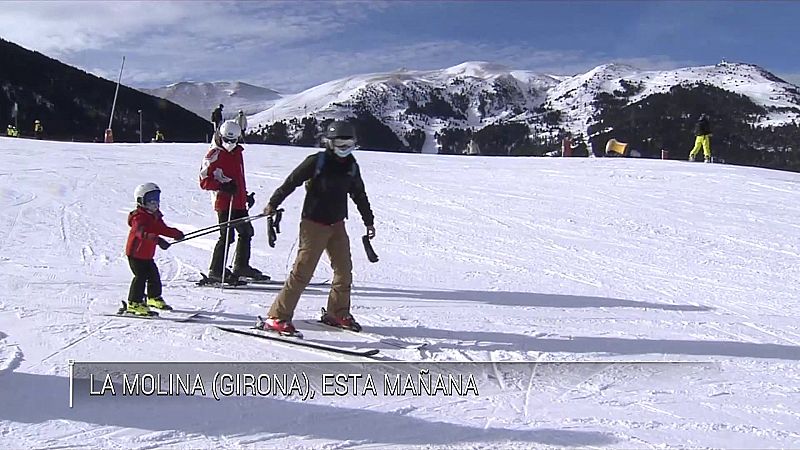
[0,371,617,447]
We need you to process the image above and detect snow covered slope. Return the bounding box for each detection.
[1,136,799,448]
[143,81,282,117]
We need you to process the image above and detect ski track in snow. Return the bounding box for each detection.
[0,138,799,448]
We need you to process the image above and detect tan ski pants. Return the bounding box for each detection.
[268,219,352,321]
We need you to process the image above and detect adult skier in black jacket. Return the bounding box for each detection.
[259,120,375,335]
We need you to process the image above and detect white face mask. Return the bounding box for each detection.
[221,138,238,152]
[331,137,355,157]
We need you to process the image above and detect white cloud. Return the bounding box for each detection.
[0,1,189,54]
[0,1,713,94]
[0,1,389,55]
[247,40,693,93]
[0,0,396,89]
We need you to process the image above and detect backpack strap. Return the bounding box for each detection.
[312,151,357,178]
[314,151,326,178]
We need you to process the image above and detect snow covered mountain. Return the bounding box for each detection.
[2,135,800,447]
[142,81,282,118]
[546,61,800,138]
[248,61,800,168]
[250,61,564,154]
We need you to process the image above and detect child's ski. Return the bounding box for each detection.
[102,301,203,322]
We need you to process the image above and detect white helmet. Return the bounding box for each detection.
[217,120,241,151]
[134,182,161,212]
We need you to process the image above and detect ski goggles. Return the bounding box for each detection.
[331,137,356,150]
[221,136,238,144]
[143,190,160,204]
[142,191,160,210]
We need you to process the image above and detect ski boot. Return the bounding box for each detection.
[233,266,270,281]
[256,316,301,337]
[704,157,711,163]
[320,308,362,332]
[146,296,172,310]
[206,269,245,286]
[125,301,152,316]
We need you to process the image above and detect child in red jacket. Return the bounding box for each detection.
[125,183,184,315]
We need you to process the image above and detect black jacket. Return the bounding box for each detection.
[694,117,711,136]
[211,108,223,124]
[269,151,374,227]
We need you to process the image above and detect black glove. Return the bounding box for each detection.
[267,216,277,248]
[157,237,171,250]
[274,208,283,233]
[362,235,379,263]
[175,231,185,240]
[220,181,237,194]
[247,192,255,209]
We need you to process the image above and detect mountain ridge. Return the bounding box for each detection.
[0,38,209,143]
[141,81,282,118]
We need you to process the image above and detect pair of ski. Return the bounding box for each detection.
[103,304,379,358]
[104,303,420,358]
[216,323,381,358]
[195,273,330,289]
[103,301,204,322]
[217,313,428,358]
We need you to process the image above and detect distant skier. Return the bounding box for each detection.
[125,183,184,315]
[236,110,247,137]
[199,120,265,283]
[153,129,165,142]
[258,120,375,335]
[33,120,43,139]
[211,104,224,132]
[688,113,712,163]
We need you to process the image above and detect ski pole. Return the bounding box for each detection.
[179,213,266,240]
[186,212,264,237]
[221,197,234,288]
[171,213,267,244]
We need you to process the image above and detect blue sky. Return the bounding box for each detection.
[1,1,798,93]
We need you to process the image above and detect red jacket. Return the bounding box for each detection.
[199,144,247,211]
[125,207,183,259]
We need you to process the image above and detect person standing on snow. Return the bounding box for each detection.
[125,183,185,315]
[199,120,265,283]
[211,104,224,132]
[688,113,712,163]
[33,120,43,139]
[258,120,375,336]
[236,110,247,136]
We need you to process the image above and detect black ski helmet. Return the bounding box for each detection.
[324,120,356,139]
